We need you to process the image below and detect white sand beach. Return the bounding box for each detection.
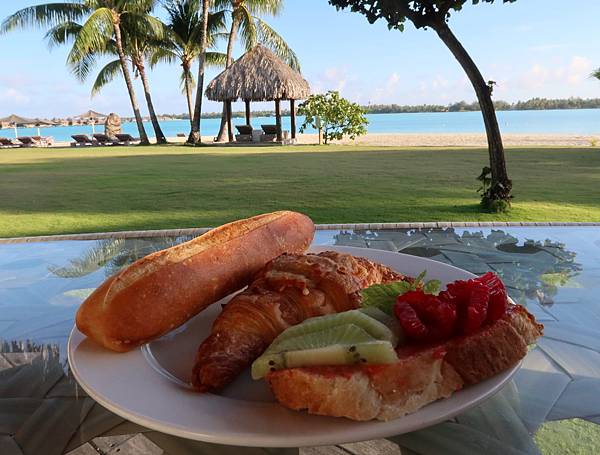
[46,132,600,148]
[294,133,600,147]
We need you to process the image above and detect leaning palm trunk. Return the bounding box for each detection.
[187,0,211,145]
[113,21,149,145]
[183,64,195,127]
[215,14,240,143]
[433,21,511,206]
[136,58,167,144]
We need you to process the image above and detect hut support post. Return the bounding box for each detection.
[290,99,296,140]
[245,99,251,125]
[226,100,234,142]
[275,99,282,142]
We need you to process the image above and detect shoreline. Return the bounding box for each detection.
[45,132,600,148]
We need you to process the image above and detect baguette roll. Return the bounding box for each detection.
[76,211,315,352]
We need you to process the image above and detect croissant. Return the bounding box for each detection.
[192,251,405,392]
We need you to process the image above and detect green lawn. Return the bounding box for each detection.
[1,144,599,237]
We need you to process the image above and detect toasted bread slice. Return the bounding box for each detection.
[266,304,542,421]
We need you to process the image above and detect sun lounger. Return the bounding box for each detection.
[17,137,36,147]
[32,136,53,147]
[114,134,140,145]
[0,137,21,148]
[235,124,254,142]
[92,133,119,146]
[71,135,94,147]
[260,124,280,142]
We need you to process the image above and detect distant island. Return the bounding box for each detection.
[160,97,600,120]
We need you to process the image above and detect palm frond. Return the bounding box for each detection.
[92,59,122,96]
[149,46,178,67]
[180,69,195,94]
[44,21,82,49]
[205,51,227,67]
[48,239,125,278]
[0,2,90,34]
[237,5,257,50]
[245,0,284,17]
[67,6,115,81]
[592,68,600,81]
[254,17,300,71]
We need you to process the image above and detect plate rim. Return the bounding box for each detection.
[68,245,522,447]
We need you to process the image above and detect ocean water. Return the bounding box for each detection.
[2,109,599,142]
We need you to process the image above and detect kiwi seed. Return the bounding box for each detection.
[268,360,275,366]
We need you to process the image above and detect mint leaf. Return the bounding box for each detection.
[360,281,413,315]
[360,271,441,315]
[423,279,442,295]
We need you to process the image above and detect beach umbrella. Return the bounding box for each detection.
[74,110,107,135]
[0,114,38,138]
[33,118,55,137]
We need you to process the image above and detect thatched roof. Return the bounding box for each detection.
[76,110,107,119]
[205,45,310,102]
[0,114,37,125]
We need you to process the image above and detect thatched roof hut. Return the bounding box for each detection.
[206,45,310,102]
[205,45,310,142]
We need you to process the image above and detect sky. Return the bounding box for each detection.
[1,0,599,118]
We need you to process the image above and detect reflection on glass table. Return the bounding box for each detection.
[1,226,600,455]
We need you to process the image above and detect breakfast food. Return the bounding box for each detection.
[76,211,315,352]
[191,251,406,392]
[263,272,543,421]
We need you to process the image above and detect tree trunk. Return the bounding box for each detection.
[187,0,211,145]
[215,13,241,143]
[433,21,512,203]
[275,99,282,142]
[183,63,194,128]
[290,99,296,139]
[136,57,167,144]
[245,99,251,125]
[226,100,233,142]
[113,19,149,145]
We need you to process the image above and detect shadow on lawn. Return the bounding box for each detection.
[1,147,599,224]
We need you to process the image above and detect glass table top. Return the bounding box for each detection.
[1,226,600,455]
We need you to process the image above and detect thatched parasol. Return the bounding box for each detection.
[205,45,310,141]
[0,114,39,137]
[75,110,107,119]
[75,110,107,134]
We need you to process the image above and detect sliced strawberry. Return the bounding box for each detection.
[396,291,457,341]
[463,282,489,334]
[476,272,508,322]
[394,299,429,341]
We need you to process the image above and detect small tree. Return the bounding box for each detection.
[298,91,368,144]
[329,0,515,212]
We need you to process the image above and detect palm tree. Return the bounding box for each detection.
[152,0,227,127]
[46,14,168,144]
[188,0,212,144]
[1,1,155,145]
[213,0,300,142]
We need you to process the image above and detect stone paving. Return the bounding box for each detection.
[1,227,600,454]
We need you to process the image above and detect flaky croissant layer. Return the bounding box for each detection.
[192,251,405,392]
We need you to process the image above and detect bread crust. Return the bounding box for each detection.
[267,304,543,421]
[76,211,315,352]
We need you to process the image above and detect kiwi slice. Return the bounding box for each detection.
[267,310,397,350]
[358,306,405,346]
[286,341,398,368]
[252,324,373,380]
[269,324,376,353]
[252,340,398,379]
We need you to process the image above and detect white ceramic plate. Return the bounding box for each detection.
[68,245,520,447]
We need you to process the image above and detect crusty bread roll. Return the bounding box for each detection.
[266,305,542,421]
[76,211,315,352]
